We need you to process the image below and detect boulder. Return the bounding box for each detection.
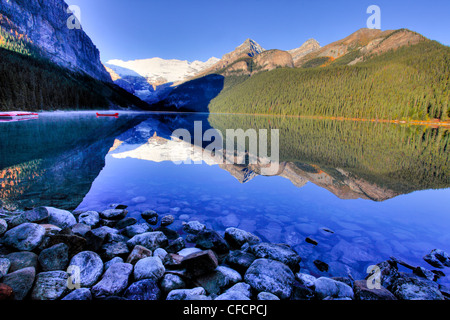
[69,251,104,287]
[38,243,70,271]
[134,257,165,281]
[126,245,152,265]
[196,229,229,254]
[123,223,152,238]
[390,273,444,300]
[6,251,38,272]
[100,209,127,220]
[1,223,45,251]
[91,263,133,298]
[244,258,295,299]
[77,211,100,227]
[181,250,219,278]
[250,243,301,271]
[166,287,211,300]
[161,274,186,293]
[43,207,77,229]
[353,280,397,300]
[314,277,354,300]
[0,258,11,278]
[1,267,35,300]
[31,271,69,300]
[196,266,242,295]
[182,221,206,234]
[61,288,92,300]
[127,231,168,251]
[123,279,161,300]
[225,227,260,248]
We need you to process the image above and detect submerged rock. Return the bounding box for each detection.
[182,221,206,235]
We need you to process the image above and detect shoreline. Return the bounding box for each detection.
[0,204,449,301]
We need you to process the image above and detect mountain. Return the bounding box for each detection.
[104,57,219,103]
[0,0,111,82]
[155,28,450,122]
[0,0,149,111]
[288,38,321,64]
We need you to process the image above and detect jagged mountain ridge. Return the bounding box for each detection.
[0,0,111,82]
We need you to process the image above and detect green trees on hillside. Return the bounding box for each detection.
[208,41,450,121]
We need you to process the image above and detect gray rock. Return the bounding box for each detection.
[166,237,186,253]
[0,257,11,278]
[166,287,211,300]
[91,263,133,298]
[6,251,38,272]
[314,277,354,300]
[424,249,450,269]
[226,250,257,273]
[1,267,35,300]
[161,215,175,227]
[101,241,130,260]
[177,247,202,257]
[38,243,69,271]
[196,266,242,295]
[5,207,48,228]
[225,282,252,298]
[43,207,77,229]
[196,229,229,254]
[91,226,120,240]
[127,231,169,251]
[257,292,280,300]
[142,210,158,225]
[61,288,92,300]
[31,271,69,300]
[104,257,124,272]
[115,217,137,230]
[250,242,301,271]
[414,266,436,281]
[123,223,152,238]
[69,251,104,287]
[2,223,46,251]
[100,209,127,220]
[134,257,165,281]
[296,273,317,288]
[123,279,161,300]
[161,274,186,293]
[153,248,168,261]
[353,280,397,300]
[244,258,295,299]
[71,223,91,237]
[0,218,7,236]
[78,211,100,227]
[182,221,206,234]
[390,273,444,300]
[225,227,261,248]
[215,291,250,300]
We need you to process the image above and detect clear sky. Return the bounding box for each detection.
[65,0,450,63]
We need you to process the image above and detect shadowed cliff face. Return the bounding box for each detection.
[0,113,146,210]
[0,0,111,82]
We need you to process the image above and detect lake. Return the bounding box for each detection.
[1,111,449,284]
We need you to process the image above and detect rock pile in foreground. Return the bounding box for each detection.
[0,205,449,301]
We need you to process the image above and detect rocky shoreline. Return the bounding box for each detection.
[0,205,449,301]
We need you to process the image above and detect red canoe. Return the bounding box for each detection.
[96,112,119,117]
[0,111,39,117]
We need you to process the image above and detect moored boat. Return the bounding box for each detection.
[96,112,119,117]
[0,111,39,117]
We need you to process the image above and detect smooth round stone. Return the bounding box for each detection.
[123,279,161,300]
[38,243,70,271]
[43,207,77,229]
[161,274,186,293]
[134,257,165,281]
[2,223,46,251]
[78,211,100,227]
[69,251,104,287]
[6,251,38,272]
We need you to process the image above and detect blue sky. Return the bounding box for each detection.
[65,0,450,62]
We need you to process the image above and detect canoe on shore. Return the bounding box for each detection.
[0,111,39,117]
[96,112,119,117]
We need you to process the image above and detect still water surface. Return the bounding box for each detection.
[1,111,449,283]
